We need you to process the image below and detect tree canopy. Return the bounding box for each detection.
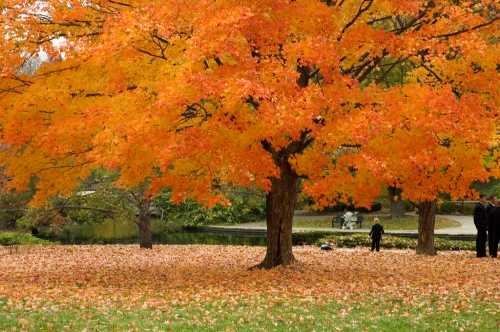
[1,0,498,263]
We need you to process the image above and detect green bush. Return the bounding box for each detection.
[0,190,33,229]
[0,232,53,245]
[153,189,265,226]
[16,209,66,230]
[292,231,334,245]
[434,238,475,251]
[318,234,475,251]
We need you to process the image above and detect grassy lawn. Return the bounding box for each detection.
[1,296,498,331]
[1,245,498,331]
[293,215,461,230]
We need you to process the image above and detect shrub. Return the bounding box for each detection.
[0,190,33,229]
[0,232,53,245]
[318,234,474,251]
[153,189,266,226]
[292,231,333,245]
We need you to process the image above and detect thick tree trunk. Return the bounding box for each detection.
[138,214,153,249]
[388,187,405,219]
[259,160,298,269]
[416,201,437,255]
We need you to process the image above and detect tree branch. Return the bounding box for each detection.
[338,0,374,41]
[420,63,443,82]
[434,17,499,39]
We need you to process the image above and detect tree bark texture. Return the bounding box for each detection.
[416,201,437,255]
[138,199,153,249]
[259,159,298,268]
[138,214,153,249]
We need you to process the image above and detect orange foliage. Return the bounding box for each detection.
[0,0,498,207]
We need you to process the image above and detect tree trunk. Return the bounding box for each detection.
[388,187,405,219]
[259,159,298,269]
[138,214,153,249]
[416,201,437,255]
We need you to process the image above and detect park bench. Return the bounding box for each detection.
[331,213,364,229]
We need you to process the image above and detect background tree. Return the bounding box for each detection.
[0,172,34,229]
[1,0,498,266]
[357,86,497,255]
[387,186,405,219]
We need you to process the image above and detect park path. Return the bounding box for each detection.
[433,214,475,235]
[211,211,475,236]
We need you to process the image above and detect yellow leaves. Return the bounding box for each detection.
[380,0,423,15]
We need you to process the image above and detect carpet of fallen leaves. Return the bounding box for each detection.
[0,245,499,309]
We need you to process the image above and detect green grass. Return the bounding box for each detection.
[0,296,498,331]
[293,215,460,230]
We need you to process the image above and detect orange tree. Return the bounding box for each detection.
[1,0,498,266]
[371,87,497,255]
[301,85,498,255]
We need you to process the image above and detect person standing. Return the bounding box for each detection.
[369,217,384,252]
[487,197,500,258]
[473,195,489,257]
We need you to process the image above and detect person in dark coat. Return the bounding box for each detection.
[473,195,489,257]
[369,217,384,252]
[487,197,500,258]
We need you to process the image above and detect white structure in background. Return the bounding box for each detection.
[76,191,95,196]
[342,211,358,230]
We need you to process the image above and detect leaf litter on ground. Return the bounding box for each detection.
[0,245,498,310]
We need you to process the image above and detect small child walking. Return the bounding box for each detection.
[369,217,384,252]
